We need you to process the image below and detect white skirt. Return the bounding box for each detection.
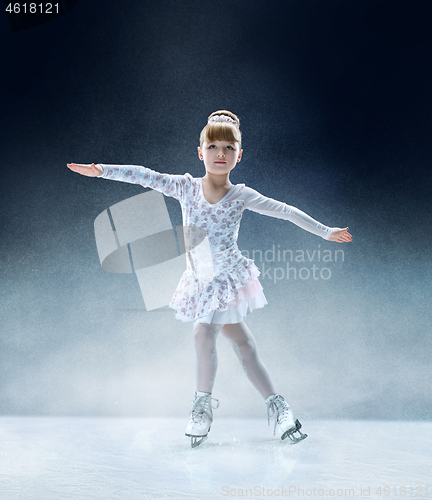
[194,275,268,325]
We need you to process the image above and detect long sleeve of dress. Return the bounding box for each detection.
[243,186,332,240]
[97,164,187,202]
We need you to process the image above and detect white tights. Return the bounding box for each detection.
[192,321,276,400]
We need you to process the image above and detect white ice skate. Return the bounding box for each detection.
[185,392,220,448]
[266,394,307,444]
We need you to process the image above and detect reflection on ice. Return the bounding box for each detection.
[0,418,431,500]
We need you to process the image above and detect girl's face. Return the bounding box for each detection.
[198,140,242,176]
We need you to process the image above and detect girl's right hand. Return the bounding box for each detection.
[67,163,103,177]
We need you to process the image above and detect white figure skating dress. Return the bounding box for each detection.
[98,165,331,324]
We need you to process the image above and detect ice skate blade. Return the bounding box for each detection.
[281,419,308,444]
[185,426,210,448]
[186,434,208,448]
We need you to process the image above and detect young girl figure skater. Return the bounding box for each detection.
[67,110,352,448]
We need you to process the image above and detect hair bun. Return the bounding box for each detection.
[207,110,240,128]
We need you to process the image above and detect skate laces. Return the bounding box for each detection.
[267,394,291,435]
[191,394,220,423]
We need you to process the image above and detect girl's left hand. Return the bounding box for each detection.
[328,227,352,243]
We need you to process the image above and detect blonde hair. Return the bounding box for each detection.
[199,110,242,148]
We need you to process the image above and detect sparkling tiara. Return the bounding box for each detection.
[208,115,238,126]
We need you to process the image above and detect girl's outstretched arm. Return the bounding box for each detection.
[327,227,352,243]
[67,162,188,202]
[243,186,352,242]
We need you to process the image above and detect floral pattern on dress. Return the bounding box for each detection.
[168,177,259,321]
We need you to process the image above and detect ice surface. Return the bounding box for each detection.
[0,418,431,500]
